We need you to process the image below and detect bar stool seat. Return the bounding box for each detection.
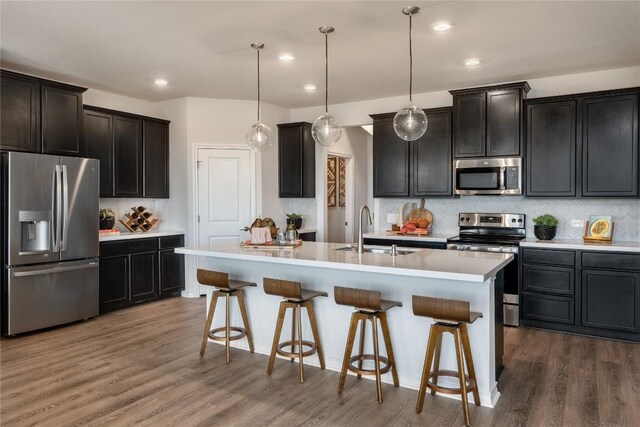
[335,286,401,404]
[197,269,256,364]
[264,278,327,383]
[413,295,482,426]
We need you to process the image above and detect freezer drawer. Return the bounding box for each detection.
[6,259,99,335]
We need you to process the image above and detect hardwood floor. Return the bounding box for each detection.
[1,297,638,426]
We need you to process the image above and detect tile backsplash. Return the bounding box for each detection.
[99,199,158,230]
[287,198,317,230]
[375,196,640,241]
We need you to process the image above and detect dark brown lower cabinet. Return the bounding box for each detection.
[520,248,640,342]
[99,234,184,313]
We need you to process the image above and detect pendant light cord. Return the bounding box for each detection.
[409,13,413,104]
[324,32,329,114]
[257,48,261,122]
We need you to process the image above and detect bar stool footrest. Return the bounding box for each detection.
[208,326,247,342]
[276,340,317,358]
[348,354,392,376]
[427,370,476,395]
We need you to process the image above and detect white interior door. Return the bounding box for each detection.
[197,148,252,249]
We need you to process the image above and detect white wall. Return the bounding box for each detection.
[291,66,640,126]
[83,88,164,118]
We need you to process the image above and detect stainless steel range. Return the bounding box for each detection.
[447,213,525,327]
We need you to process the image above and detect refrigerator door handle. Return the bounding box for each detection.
[60,164,69,252]
[51,167,58,252]
[11,261,99,278]
[54,165,63,252]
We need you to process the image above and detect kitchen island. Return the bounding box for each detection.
[176,241,513,407]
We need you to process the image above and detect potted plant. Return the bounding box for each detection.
[532,214,559,240]
[286,213,303,230]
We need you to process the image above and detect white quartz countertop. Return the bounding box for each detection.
[520,238,640,253]
[99,229,185,242]
[176,241,513,283]
[363,232,450,243]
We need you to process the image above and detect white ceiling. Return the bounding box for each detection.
[1,1,639,109]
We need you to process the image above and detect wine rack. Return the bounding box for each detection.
[119,206,159,233]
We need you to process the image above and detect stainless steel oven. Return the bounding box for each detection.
[447,213,525,327]
[454,157,522,195]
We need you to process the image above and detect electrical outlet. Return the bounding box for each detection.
[571,219,584,228]
[387,213,398,224]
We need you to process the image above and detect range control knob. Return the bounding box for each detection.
[518,219,523,223]
[511,218,516,223]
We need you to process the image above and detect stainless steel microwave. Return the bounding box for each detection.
[454,157,522,195]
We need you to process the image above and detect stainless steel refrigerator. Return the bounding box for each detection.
[1,151,99,336]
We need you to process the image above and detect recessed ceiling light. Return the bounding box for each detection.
[304,84,317,92]
[432,22,454,32]
[464,58,482,67]
[279,53,296,61]
[154,78,168,86]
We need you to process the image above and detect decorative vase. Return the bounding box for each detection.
[287,218,303,230]
[534,225,557,240]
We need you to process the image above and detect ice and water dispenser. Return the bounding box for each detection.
[18,210,51,254]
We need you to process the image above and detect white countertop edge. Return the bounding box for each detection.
[99,229,185,242]
[520,238,640,253]
[363,232,450,243]
[175,247,512,283]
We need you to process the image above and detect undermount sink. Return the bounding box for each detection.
[335,245,415,255]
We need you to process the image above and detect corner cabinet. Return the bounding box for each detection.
[1,70,86,156]
[525,88,639,198]
[278,122,315,198]
[83,105,170,198]
[371,107,453,198]
[520,247,640,342]
[99,234,184,313]
[450,82,529,158]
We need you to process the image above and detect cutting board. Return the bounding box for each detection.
[240,240,302,249]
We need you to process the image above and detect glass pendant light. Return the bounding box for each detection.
[246,42,273,152]
[393,6,428,142]
[312,26,342,147]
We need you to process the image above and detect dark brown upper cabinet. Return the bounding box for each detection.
[1,70,86,155]
[83,109,114,197]
[41,85,83,155]
[450,82,530,158]
[524,88,639,198]
[83,105,170,199]
[143,120,170,198]
[371,107,453,198]
[1,75,40,152]
[114,115,143,197]
[525,99,577,197]
[278,122,315,198]
[582,93,638,197]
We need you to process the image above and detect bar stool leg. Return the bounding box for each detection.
[200,291,219,357]
[290,306,297,362]
[461,323,480,406]
[297,304,304,383]
[357,318,366,379]
[338,313,359,393]
[237,289,254,353]
[305,301,325,369]
[225,292,231,364]
[379,312,399,387]
[268,302,287,374]
[371,315,383,404]
[430,331,443,396]
[454,327,471,427]
[417,324,440,414]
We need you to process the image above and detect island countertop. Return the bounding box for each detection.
[176,241,512,283]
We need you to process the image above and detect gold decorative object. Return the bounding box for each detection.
[119,206,159,233]
[327,157,337,207]
[338,157,346,207]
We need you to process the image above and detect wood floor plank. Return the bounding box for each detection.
[1,297,639,426]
